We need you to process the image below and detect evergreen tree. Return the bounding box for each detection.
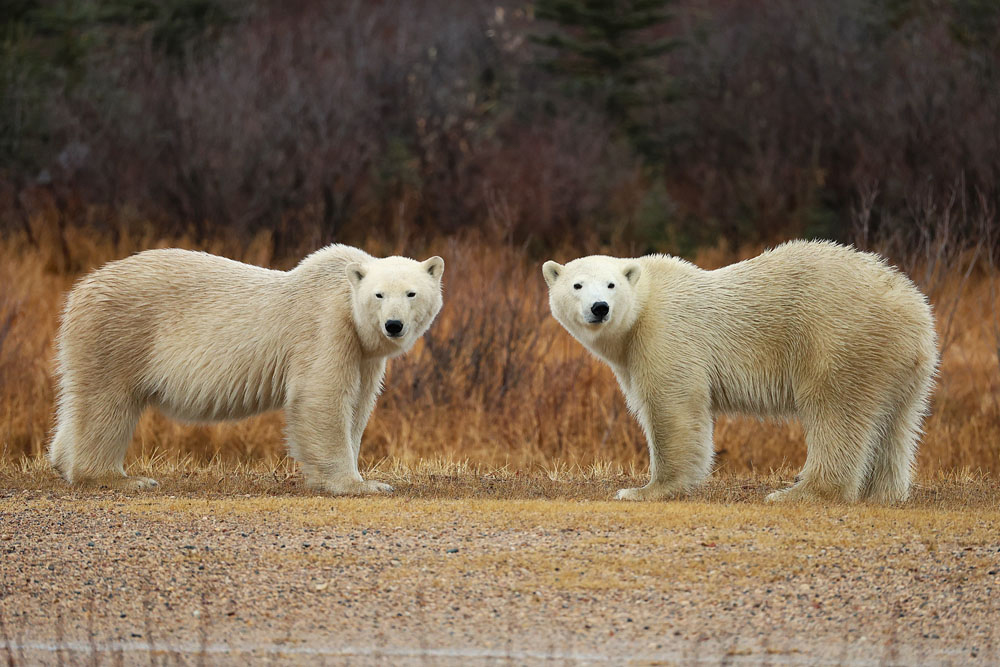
[532,0,679,160]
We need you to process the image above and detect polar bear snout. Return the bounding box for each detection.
[384,319,404,337]
[589,301,610,323]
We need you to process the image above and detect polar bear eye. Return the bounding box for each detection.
[375,293,383,299]
[407,291,416,298]
[608,283,615,289]
[573,283,582,290]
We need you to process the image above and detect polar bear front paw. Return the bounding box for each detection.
[359,480,394,495]
[615,487,644,501]
[764,488,793,503]
[131,476,160,489]
[615,485,676,501]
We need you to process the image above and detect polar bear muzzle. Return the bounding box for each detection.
[589,301,610,323]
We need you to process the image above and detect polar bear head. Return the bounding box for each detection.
[346,255,444,356]
[542,255,642,349]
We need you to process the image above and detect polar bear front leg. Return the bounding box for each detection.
[616,389,714,501]
[350,359,387,463]
[287,377,392,497]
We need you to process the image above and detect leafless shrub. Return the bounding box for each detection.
[472,111,641,246]
[11,0,997,254]
[976,199,1000,411]
[41,0,633,249]
[852,180,990,356]
[667,0,1000,246]
[7,1,637,250]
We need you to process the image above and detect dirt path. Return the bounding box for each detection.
[2,476,999,665]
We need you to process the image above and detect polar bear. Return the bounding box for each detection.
[543,241,938,503]
[48,244,444,495]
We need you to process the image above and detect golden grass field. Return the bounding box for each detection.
[1,222,998,480]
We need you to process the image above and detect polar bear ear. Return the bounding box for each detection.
[542,261,563,288]
[623,262,641,286]
[345,262,366,289]
[422,256,444,279]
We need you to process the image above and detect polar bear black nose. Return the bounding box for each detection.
[591,302,610,319]
[385,320,404,336]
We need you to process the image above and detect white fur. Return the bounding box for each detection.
[543,241,938,503]
[48,244,444,494]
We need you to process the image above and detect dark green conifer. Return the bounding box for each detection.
[532,0,679,160]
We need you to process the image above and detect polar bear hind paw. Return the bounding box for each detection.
[102,475,158,491]
[765,482,850,504]
[764,487,795,503]
[320,479,394,496]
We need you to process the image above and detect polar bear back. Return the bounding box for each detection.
[632,241,937,417]
[58,245,371,422]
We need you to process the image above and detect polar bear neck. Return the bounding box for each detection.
[599,255,706,368]
[292,244,390,358]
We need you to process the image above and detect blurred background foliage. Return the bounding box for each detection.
[2,2,999,473]
[2,0,998,255]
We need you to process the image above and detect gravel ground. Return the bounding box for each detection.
[1,478,999,666]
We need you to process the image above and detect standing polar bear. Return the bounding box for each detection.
[543,241,938,503]
[49,244,444,495]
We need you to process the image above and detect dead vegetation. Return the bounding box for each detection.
[1,224,998,482]
[2,453,998,513]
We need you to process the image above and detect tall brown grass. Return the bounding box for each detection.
[1,217,998,478]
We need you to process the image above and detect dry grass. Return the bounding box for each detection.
[2,456,997,510]
[1,222,999,482]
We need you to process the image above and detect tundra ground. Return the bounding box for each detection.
[2,462,998,666]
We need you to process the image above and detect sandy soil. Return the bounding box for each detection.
[1,472,999,665]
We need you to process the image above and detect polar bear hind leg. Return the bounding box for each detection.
[50,391,155,489]
[860,383,930,503]
[766,402,880,503]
